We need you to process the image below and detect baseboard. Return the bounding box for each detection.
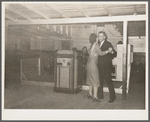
[21,80,54,87]
[82,85,128,94]
[21,81,128,94]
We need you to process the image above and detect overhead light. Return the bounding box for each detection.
[53,25,56,31]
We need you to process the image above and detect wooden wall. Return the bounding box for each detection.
[72,24,146,53]
[96,24,122,51]
[6,29,57,51]
[6,24,146,53]
[128,36,145,52]
[71,24,123,51]
[72,24,95,50]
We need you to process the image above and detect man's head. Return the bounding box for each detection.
[98,31,107,43]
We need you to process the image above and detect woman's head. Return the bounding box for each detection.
[89,33,97,45]
[72,47,77,51]
[82,47,87,54]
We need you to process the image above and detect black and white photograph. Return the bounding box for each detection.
[2,1,148,120]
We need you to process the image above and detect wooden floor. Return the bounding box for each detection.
[4,73,145,109]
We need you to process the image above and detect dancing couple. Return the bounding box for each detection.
[86,31,116,103]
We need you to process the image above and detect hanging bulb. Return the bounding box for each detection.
[47,25,49,29]
[85,23,87,29]
[53,25,56,31]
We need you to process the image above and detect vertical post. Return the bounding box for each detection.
[53,39,54,51]
[94,24,97,33]
[60,25,63,34]
[39,38,41,50]
[5,25,8,50]
[5,25,8,88]
[71,25,72,37]
[53,25,56,32]
[31,38,34,50]
[122,20,128,100]
[17,37,20,50]
[70,25,73,47]
[38,58,41,75]
[66,25,68,37]
[20,59,22,83]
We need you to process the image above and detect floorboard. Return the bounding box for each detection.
[4,72,145,109]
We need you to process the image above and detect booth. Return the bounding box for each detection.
[19,51,54,84]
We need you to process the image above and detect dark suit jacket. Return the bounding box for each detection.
[98,40,116,68]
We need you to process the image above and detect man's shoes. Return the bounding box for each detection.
[98,96,104,99]
[93,97,101,102]
[108,97,116,103]
[98,95,104,99]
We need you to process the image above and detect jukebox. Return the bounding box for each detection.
[54,50,83,93]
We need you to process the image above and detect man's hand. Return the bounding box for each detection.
[108,47,113,53]
[108,47,114,54]
[111,50,114,54]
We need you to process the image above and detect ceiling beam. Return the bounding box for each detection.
[133,5,137,15]
[103,5,111,16]
[19,4,49,19]
[5,14,15,21]
[41,25,68,37]
[30,25,64,38]
[9,25,65,38]
[10,26,50,38]
[72,4,89,17]
[5,5,31,20]
[8,28,42,38]
[46,4,69,18]
[6,15,147,25]
[21,26,50,38]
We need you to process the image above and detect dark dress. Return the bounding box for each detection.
[82,53,89,85]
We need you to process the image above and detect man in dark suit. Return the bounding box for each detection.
[97,31,116,103]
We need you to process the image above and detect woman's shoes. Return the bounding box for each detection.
[93,97,101,102]
[87,95,101,102]
[87,94,93,99]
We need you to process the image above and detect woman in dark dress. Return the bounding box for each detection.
[82,47,89,85]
